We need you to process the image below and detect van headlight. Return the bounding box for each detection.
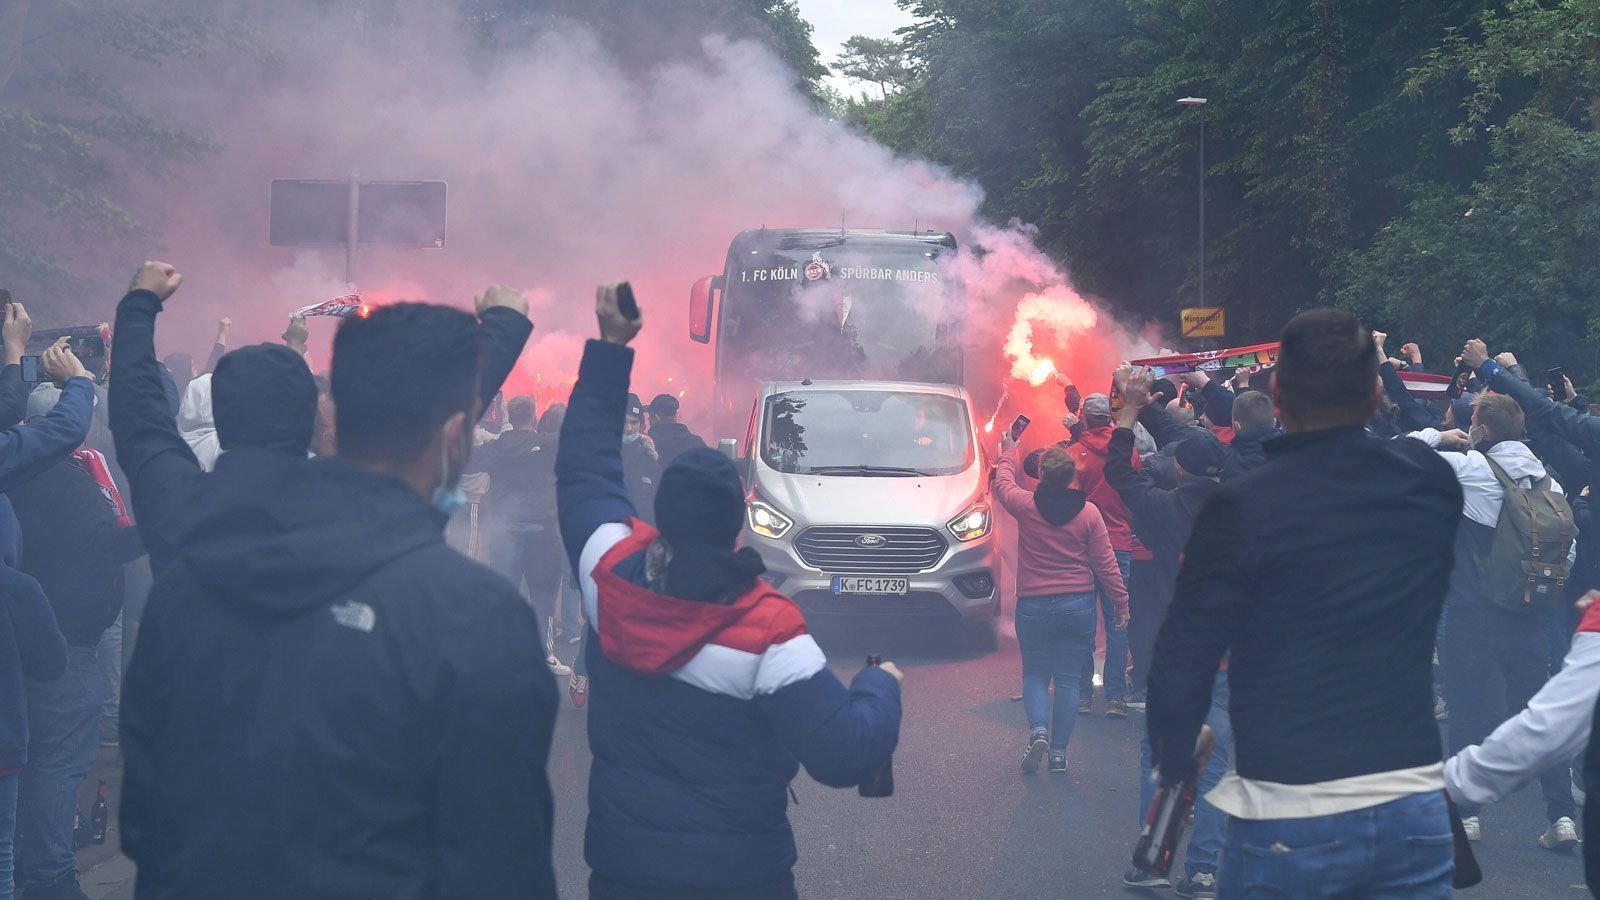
[947,503,991,542]
[747,500,794,539]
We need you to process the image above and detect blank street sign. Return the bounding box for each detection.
[269,180,348,246]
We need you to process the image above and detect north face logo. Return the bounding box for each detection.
[331,600,376,633]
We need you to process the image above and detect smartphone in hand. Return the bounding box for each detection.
[1009,414,1031,442]
[20,356,41,384]
[616,282,640,322]
[1547,367,1566,398]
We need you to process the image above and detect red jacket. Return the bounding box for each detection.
[1070,427,1141,553]
[995,447,1129,615]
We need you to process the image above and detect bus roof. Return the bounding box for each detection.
[730,227,957,254]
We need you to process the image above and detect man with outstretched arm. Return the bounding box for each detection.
[110,261,534,579]
[119,274,557,899]
[557,283,903,900]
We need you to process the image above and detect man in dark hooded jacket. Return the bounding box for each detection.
[116,265,557,899]
[558,283,902,899]
[646,393,706,469]
[620,392,660,522]
[1106,366,1231,894]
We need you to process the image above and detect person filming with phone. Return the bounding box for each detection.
[995,413,1129,776]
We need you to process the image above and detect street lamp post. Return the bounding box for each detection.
[1177,97,1207,309]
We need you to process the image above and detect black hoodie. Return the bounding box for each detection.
[121,449,558,899]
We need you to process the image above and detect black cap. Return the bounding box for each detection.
[649,393,680,416]
[1174,431,1227,478]
[625,393,643,420]
[656,448,746,548]
[212,343,318,454]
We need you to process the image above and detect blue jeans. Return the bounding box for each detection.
[1082,550,1131,700]
[1140,672,1232,877]
[1218,791,1453,899]
[1,771,17,900]
[1014,592,1096,755]
[15,647,102,889]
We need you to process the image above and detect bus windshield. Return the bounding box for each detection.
[718,243,957,386]
[761,390,974,477]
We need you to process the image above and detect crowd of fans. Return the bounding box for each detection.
[1,258,1598,899]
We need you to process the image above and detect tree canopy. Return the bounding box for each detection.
[838,0,1600,384]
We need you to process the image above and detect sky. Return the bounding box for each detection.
[794,0,916,96]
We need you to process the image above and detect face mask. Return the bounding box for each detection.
[431,422,470,516]
[622,431,641,444]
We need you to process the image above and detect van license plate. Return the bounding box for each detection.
[832,577,908,595]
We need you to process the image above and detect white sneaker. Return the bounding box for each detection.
[547,655,573,676]
[1462,816,1481,842]
[1539,816,1580,852]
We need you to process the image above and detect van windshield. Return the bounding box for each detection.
[761,390,973,476]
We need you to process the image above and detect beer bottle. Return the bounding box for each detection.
[90,779,110,844]
[857,656,895,798]
[1132,728,1215,877]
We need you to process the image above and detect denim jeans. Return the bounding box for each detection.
[1081,550,1131,700]
[1218,791,1453,899]
[1140,671,1232,877]
[1127,558,1162,695]
[1,770,17,900]
[1014,592,1096,755]
[15,647,102,889]
[97,611,122,724]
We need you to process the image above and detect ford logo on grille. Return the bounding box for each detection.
[855,533,886,547]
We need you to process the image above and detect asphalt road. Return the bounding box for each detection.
[544,614,1589,899]
[75,615,1587,899]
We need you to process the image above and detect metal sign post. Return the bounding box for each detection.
[269,177,448,287]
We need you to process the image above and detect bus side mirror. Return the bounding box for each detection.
[689,275,719,344]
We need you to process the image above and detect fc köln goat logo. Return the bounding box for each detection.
[803,251,831,282]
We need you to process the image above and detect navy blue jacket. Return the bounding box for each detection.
[0,375,96,565]
[0,567,68,769]
[557,339,901,891]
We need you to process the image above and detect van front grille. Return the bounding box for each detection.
[794,526,948,575]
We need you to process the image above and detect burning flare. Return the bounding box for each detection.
[1002,289,1099,386]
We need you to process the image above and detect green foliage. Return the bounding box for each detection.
[846,0,1600,383]
[462,0,828,96]
[1342,0,1600,381]
[834,35,912,99]
[0,1,243,303]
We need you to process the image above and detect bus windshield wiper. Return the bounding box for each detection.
[806,464,931,477]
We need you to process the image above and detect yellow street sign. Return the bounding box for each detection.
[1181,307,1225,339]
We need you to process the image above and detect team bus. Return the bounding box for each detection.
[687,227,965,433]
[686,228,1001,647]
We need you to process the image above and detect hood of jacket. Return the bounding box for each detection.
[156,448,444,613]
[178,374,220,470]
[1481,440,1549,483]
[1074,426,1117,458]
[1034,485,1087,527]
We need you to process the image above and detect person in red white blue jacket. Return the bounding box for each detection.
[557,284,903,900]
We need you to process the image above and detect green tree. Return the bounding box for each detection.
[834,35,911,100]
[1339,0,1600,383]
[464,0,827,97]
[855,0,1494,343]
[0,1,249,303]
